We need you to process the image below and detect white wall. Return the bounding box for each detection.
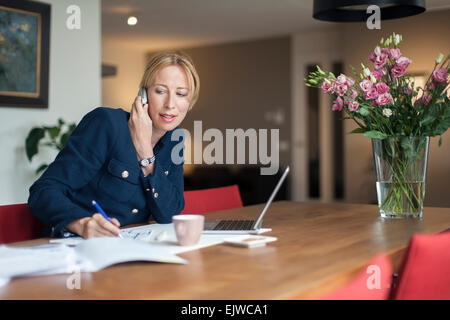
[0,0,101,205]
[101,37,147,111]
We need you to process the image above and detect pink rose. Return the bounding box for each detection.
[359,79,373,92]
[348,101,359,112]
[348,88,358,100]
[336,74,348,85]
[421,93,432,105]
[369,46,388,70]
[343,88,358,105]
[391,65,406,78]
[426,82,435,90]
[369,47,382,62]
[388,48,402,60]
[402,86,413,95]
[391,56,412,78]
[375,82,390,94]
[376,92,393,106]
[334,83,348,97]
[371,70,383,81]
[321,80,334,93]
[331,97,343,111]
[432,68,449,83]
[347,77,355,87]
[396,56,412,67]
[365,87,379,100]
[374,54,387,70]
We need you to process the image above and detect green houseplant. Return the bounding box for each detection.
[25,118,77,174]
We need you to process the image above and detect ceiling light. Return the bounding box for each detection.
[127,16,138,26]
[313,0,426,22]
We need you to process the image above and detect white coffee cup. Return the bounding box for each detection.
[172,214,205,246]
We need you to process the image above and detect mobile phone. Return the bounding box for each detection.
[137,87,148,105]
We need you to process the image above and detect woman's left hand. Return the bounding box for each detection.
[128,95,154,161]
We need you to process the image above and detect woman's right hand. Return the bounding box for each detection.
[66,214,121,239]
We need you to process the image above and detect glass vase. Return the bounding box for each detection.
[372,136,430,219]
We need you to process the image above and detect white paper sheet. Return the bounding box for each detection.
[0,243,77,279]
[74,237,186,272]
[49,224,158,246]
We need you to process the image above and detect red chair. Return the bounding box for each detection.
[393,232,450,300]
[317,254,393,300]
[0,203,44,244]
[182,185,243,214]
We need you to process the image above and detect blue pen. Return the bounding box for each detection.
[91,200,123,238]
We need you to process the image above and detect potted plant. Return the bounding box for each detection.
[25,118,77,174]
[305,33,449,218]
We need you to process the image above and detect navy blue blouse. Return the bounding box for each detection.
[28,107,185,237]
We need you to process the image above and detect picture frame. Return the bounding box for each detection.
[0,0,51,109]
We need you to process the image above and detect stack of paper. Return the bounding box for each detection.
[0,243,78,286]
[0,237,186,286]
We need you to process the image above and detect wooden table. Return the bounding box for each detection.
[1,201,449,299]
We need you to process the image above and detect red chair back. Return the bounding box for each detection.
[182,185,243,214]
[318,254,393,300]
[393,232,450,300]
[0,203,44,244]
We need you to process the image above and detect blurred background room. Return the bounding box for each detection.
[1,0,449,207]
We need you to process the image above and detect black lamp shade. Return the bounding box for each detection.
[313,0,426,22]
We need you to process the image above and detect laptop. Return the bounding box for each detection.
[202,166,290,234]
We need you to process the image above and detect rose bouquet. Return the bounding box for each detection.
[305,33,450,218]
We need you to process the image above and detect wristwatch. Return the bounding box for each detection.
[139,155,156,167]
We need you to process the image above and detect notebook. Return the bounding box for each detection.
[203,166,290,234]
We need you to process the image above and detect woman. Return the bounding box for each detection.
[28,51,200,238]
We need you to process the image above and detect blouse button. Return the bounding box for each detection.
[131,208,139,214]
[146,188,150,192]
[164,171,169,176]
[121,170,129,179]
[154,192,159,198]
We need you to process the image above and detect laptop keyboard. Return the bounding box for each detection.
[214,220,255,230]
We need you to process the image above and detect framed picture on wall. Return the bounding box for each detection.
[0,0,50,108]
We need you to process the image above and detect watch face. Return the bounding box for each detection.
[141,159,149,167]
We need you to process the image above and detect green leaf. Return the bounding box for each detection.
[36,163,49,175]
[59,123,77,149]
[47,126,61,140]
[357,107,370,116]
[41,142,55,147]
[25,128,45,162]
[59,133,69,149]
[350,128,366,134]
[363,130,387,140]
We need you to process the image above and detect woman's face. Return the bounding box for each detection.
[146,65,190,133]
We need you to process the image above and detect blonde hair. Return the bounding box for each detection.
[139,51,200,110]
